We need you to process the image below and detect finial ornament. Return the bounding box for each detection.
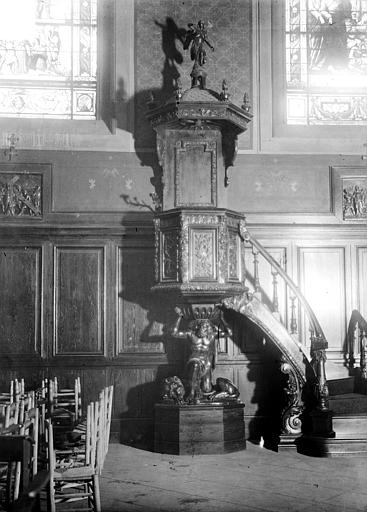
[175,77,183,100]
[183,20,214,89]
[242,92,251,113]
[220,79,229,101]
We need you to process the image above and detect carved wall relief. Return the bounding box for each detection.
[332,167,367,222]
[343,178,367,220]
[0,172,42,217]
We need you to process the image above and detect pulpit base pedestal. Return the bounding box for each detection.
[154,402,246,455]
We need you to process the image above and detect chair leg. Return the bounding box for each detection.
[92,474,101,512]
[47,480,56,512]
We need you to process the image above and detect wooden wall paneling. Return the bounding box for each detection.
[82,368,107,409]
[0,245,43,360]
[42,242,54,360]
[357,246,367,317]
[53,244,106,357]
[105,241,116,360]
[117,247,165,355]
[110,366,148,442]
[298,245,347,357]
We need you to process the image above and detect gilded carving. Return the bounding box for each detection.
[153,217,160,283]
[162,230,179,280]
[179,215,189,282]
[217,216,227,284]
[192,230,215,279]
[0,173,42,217]
[228,230,239,280]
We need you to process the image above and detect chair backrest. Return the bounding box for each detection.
[19,392,36,425]
[4,401,20,428]
[20,407,39,477]
[48,377,82,422]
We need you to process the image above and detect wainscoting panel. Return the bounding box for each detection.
[0,246,42,358]
[117,247,165,355]
[357,247,367,317]
[54,245,106,357]
[298,246,347,352]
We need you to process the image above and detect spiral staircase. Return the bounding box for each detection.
[222,222,367,457]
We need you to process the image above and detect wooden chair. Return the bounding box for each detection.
[0,379,25,406]
[0,435,33,509]
[99,385,113,468]
[0,405,39,504]
[7,470,50,512]
[45,401,102,512]
[53,377,82,423]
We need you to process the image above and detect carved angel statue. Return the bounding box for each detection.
[183,20,214,89]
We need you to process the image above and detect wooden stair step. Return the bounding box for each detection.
[328,377,355,396]
[329,393,367,414]
[333,414,367,436]
[298,435,367,457]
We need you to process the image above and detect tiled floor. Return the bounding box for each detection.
[100,443,367,512]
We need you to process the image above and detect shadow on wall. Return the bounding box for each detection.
[117,248,187,449]
[224,309,287,451]
[115,17,188,207]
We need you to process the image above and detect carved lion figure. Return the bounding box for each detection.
[161,376,185,404]
[210,377,240,401]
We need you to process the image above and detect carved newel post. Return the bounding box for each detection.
[147,21,252,455]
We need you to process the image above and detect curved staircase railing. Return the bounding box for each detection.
[222,220,332,441]
[348,310,367,379]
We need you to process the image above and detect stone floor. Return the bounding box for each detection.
[100,442,367,512]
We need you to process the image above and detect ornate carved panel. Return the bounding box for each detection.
[333,167,367,222]
[228,229,240,281]
[190,228,216,281]
[0,246,42,356]
[342,178,367,220]
[175,140,217,207]
[0,164,50,220]
[298,246,346,352]
[161,230,179,281]
[54,246,105,356]
[117,247,165,354]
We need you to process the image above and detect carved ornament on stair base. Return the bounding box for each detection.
[280,355,304,436]
[310,335,329,411]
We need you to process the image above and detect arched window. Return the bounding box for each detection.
[0,0,97,119]
[285,0,367,126]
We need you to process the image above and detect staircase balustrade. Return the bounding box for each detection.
[232,220,331,438]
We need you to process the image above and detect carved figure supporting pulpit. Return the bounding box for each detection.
[173,309,216,403]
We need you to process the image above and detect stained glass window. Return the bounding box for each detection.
[285,0,367,125]
[0,0,97,119]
